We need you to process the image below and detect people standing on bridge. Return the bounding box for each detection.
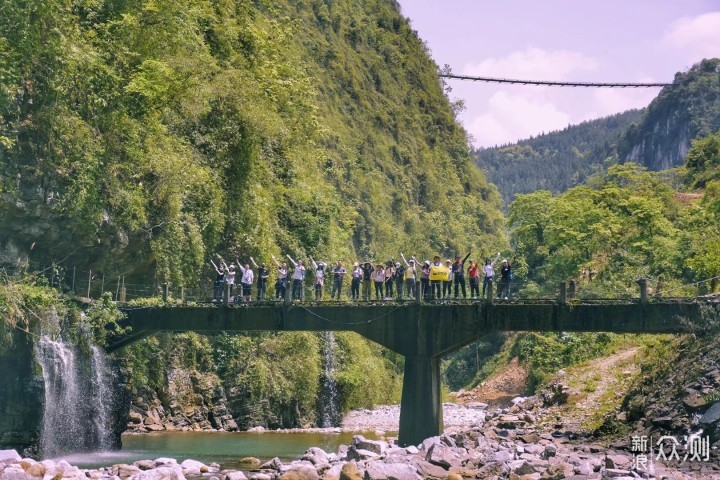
[210,259,225,302]
[361,262,374,301]
[483,253,501,299]
[374,264,385,300]
[394,262,404,300]
[250,257,268,301]
[400,253,416,299]
[286,254,306,301]
[467,260,480,298]
[331,261,346,300]
[236,259,255,302]
[351,262,362,300]
[310,256,326,301]
[430,256,443,299]
[498,257,515,299]
[452,252,471,299]
[220,258,236,302]
[385,262,395,298]
[443,259,453,298]
[271,255,288,300]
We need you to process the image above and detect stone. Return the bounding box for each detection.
[347,447,378,462]
[260,457,283,471]
[129,411,143,424]
[493,450,512,463]
[513,462,536,475]
[0,451,21,464]
[131,465,187,480]
[600,469,632,479]
[117,464,143,477]
[302,447,329,466]
[278,464,320,480]
[237,457,262,466]
[0,467,34,480]
[420,436,441,452]
[541,445,557,459]
[248,474,273,480]
[700,402,720,425]
[426,443,461,469]
[447,474,463,480]
[224,471,249,480]
[362,462,417,480]
[134,460,156,471]
[404,446,419,455]
[180,459,208,475]
[25,463,45,477]
[352,436,388,455]
[408,459,448,479]
[146,423,164,431]
[339,462,363,480]
[154,457,178,466]
[322,462,345,480]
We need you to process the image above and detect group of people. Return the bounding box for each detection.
[210,252,515,303]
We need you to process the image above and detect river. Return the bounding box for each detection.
[51,431,387,470]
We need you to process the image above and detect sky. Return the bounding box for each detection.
[399,1,720,148]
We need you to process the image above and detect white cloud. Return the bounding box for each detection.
[466,91,571,147]
[664,12,720,62]
[463,47,600,80]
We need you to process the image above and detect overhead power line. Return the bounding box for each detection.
[439,73,670,88]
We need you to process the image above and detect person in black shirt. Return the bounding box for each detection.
[331,261,347,300]
[210,259,225,302]
[361,262,374,301]
[251,257,268,300]
[452,251,471,299]
[498,257,515,299]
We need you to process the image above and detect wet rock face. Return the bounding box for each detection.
[0,334,43,455]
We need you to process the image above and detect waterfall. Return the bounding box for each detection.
[318,331,341,427]
[36,336,118,457]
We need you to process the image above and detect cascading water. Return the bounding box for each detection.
[318,331,341,427]
[36,336,118,457]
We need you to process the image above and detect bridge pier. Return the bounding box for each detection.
[398,354,442,447]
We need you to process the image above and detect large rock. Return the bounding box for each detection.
[407,459,447,479]
[340,462,363,480]
[351,436,388,455]
[302,447,329,466]
[180,459,208,475]
[130,465,186,480]
[700,402,720,425]
[362,462,418,480]
[426,443,461,469]
[278,464,320,480]
[0,467,35,480]
[0,451,20,464]
[225,472,249,480]
[260,458,283,471]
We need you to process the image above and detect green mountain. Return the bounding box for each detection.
[0,0,505,287]
[618,58,720,171]
[473,110,642,205]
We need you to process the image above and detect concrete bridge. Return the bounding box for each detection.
[110,295,706,446]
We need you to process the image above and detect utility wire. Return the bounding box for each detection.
[439,73,670,88]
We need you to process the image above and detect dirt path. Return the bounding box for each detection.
[455,357,528,409]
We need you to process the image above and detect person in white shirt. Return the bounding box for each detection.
[219,257,236,302]
[400,253,417,299]
[310,256,326,301]
[384,263,395,298]
[483,252,501,298]
[443,259,453,298]
[236,257,255,302]
[271,255,289,300]
[287,254,306,301]
[351,262,362,300]
[374,264,385,300]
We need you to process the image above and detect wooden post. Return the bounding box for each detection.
[415,280,421,303]
[284,280,291,307]
[224,283,231,307]
[119,286,126,303]
[162,283,169,302]
[87,270,92,299]
[72,267,76,294]
[559,282,567,305]
[486,278,493,304]
[655,276,664,297]
[180,286,185,303]
[637,278,647,305]
[568,280,576,299]
[115,276,120,301]
[101,273,105,295]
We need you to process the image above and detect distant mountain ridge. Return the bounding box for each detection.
[476,58,720,205]
[474,110,642,205]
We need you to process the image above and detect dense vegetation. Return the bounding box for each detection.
[474,110,642,205]
[0,0,505,289]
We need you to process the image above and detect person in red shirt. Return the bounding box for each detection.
[467,260,480,299]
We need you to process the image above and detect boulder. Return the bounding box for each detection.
[426,444,461,469]
[24,463,45,478]
[278,464,320,480]
[224,472,248,480]
[420,437,440,452]
[130,465,186,480]
[362,462,417,480]
[351,436,388,455]
[700,402,720,425]
[154,458,178,467]
[322,462,346,480]
[0,451,21,464]
[129,411,143,424]
[134,460,156,471]
[347,447,378,462]
[407,459,448,479]
[302,447,329,466]
[601,469,633,479]
[260,457,283,471]
[180,459,208,475]
[248,474,273,480]
[339,462,363,480]
[117,464,143,477]
[237,457,262,466]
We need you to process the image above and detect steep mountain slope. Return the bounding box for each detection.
[618,58,720,171]
[474,110,642,205]
[0,0,505,287]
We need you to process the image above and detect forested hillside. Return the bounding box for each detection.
[474,110,642,205]
[618,58,720,171]
[0,0,505,288]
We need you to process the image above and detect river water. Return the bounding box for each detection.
[52,431,387,470]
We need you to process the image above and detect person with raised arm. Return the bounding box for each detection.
[400,253,417,299]
[452,251,472,299]
[310,256,327,301]
[210,259,225,302]
[331,261,347,300]
[286,254,307,301]
[467,260,480,298]
[218,257,236,302]
[250,257,269,301]
[271,254,289,300]
[483,252,501,299]
[236,257,255,302]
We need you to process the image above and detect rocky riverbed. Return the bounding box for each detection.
[3,392,719,480]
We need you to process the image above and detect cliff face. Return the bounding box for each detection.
[618,58,720,171]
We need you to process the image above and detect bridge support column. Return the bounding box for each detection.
[398,354,442,447]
